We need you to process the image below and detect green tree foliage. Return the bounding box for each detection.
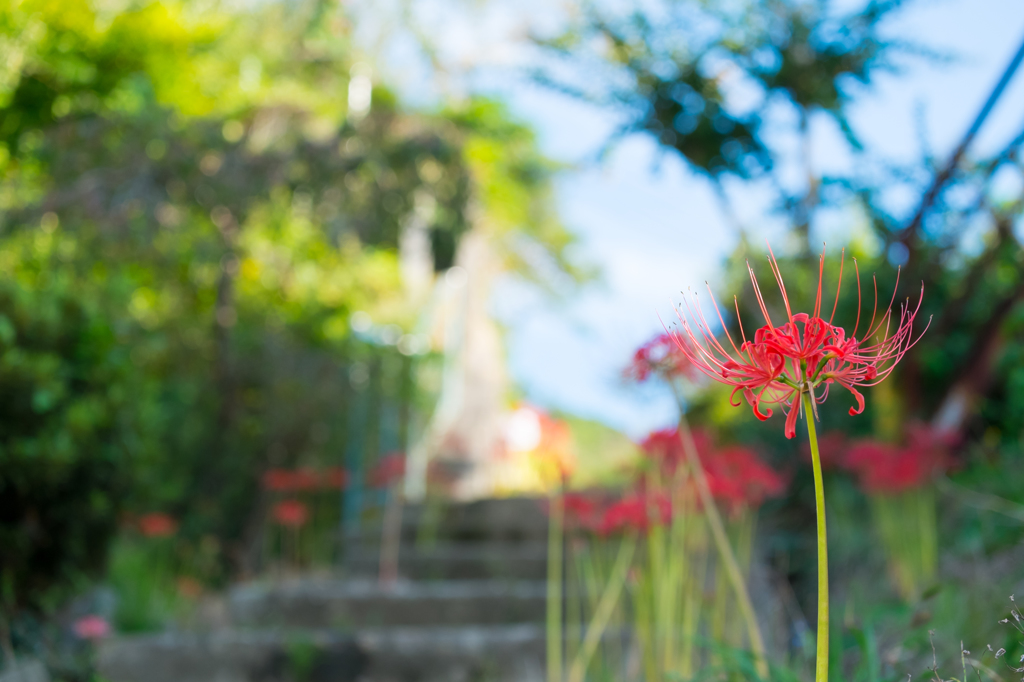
[535,0,911,179]
[0,245,135,613]
[0,0,580,617]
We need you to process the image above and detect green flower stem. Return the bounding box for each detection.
[803,392,829,682]
[678,415,769,680]
[547,488,564,682]
[566,534,635,682]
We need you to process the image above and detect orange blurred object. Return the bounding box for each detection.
[138,512,178,538]
[176,576,204,599]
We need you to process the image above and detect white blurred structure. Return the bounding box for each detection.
[404,228,512,501]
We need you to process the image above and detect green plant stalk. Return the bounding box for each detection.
[680,517,708,679]
[918,487,937,583]
[803,392,829,682]
[566,544,582,670]
[635,566,656,682]
[663,476,689,674]
[678,414,769,679]
[710,557,728,654]
[567,534,635,682]
[648,522,670,671]
[547,489,564,682]
[872,493,916,600]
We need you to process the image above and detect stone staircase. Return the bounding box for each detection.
[97,497,550,682]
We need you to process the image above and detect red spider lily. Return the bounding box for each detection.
[626,333,695,382]
[704,445,787,511]
[138,512,178,538]
[369,452,406,488]
[72,615,110,640]
[597,493,671,535]
[844,424,953,494]
[562,492,607,532]
[639,428,785,510]
[672,245,928,438]
[905,422,959,459]
[262,468,297,492]
[639,427,713,478]
[640,428,685,475]
[271,499,309,528]
[322,466,348,490]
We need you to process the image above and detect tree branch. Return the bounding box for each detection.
[898,31,1024,249]
[931,281,1024,434]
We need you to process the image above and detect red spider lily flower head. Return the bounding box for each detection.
[626,333,695,383]
[138,512,178,538]
[262,469,297,492]
[543,491,609,532]
[272,499,309,528]
[672,244,929,439]
[703,445,787,512]
[639,427,713,479]
[562,492,605,532]
[322,466,348,490]
[640,428,685,476]
[905,422,960,459]
[73,615,110,640]
[369,452,406,488]
[844,423,953,494]
[597,493,671,535]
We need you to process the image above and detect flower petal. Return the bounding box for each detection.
[843,384,866,416]
[784,401,800,439]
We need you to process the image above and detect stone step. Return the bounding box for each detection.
[341,543,548,581]
[352,497,549,546]
[227,578,547,629]
[97,626,544,682]
[0,660,48,682]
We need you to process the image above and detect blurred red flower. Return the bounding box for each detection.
[272,499,309,528]
[263,467,346,492]
[639,428,685,476]
[261,468,296,492]
[369,452,406,488]
[322,466,348,490]
[626,333,694,383]
[703,445,787,511]
[138,512,177,538]
[562,492,606,532]
[597,494,662,535]
[72,615,110,640]
[639,427,716,479]
[844,425,952,494]
[638,428,785,511]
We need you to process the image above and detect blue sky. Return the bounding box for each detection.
[355,0,1024,437]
